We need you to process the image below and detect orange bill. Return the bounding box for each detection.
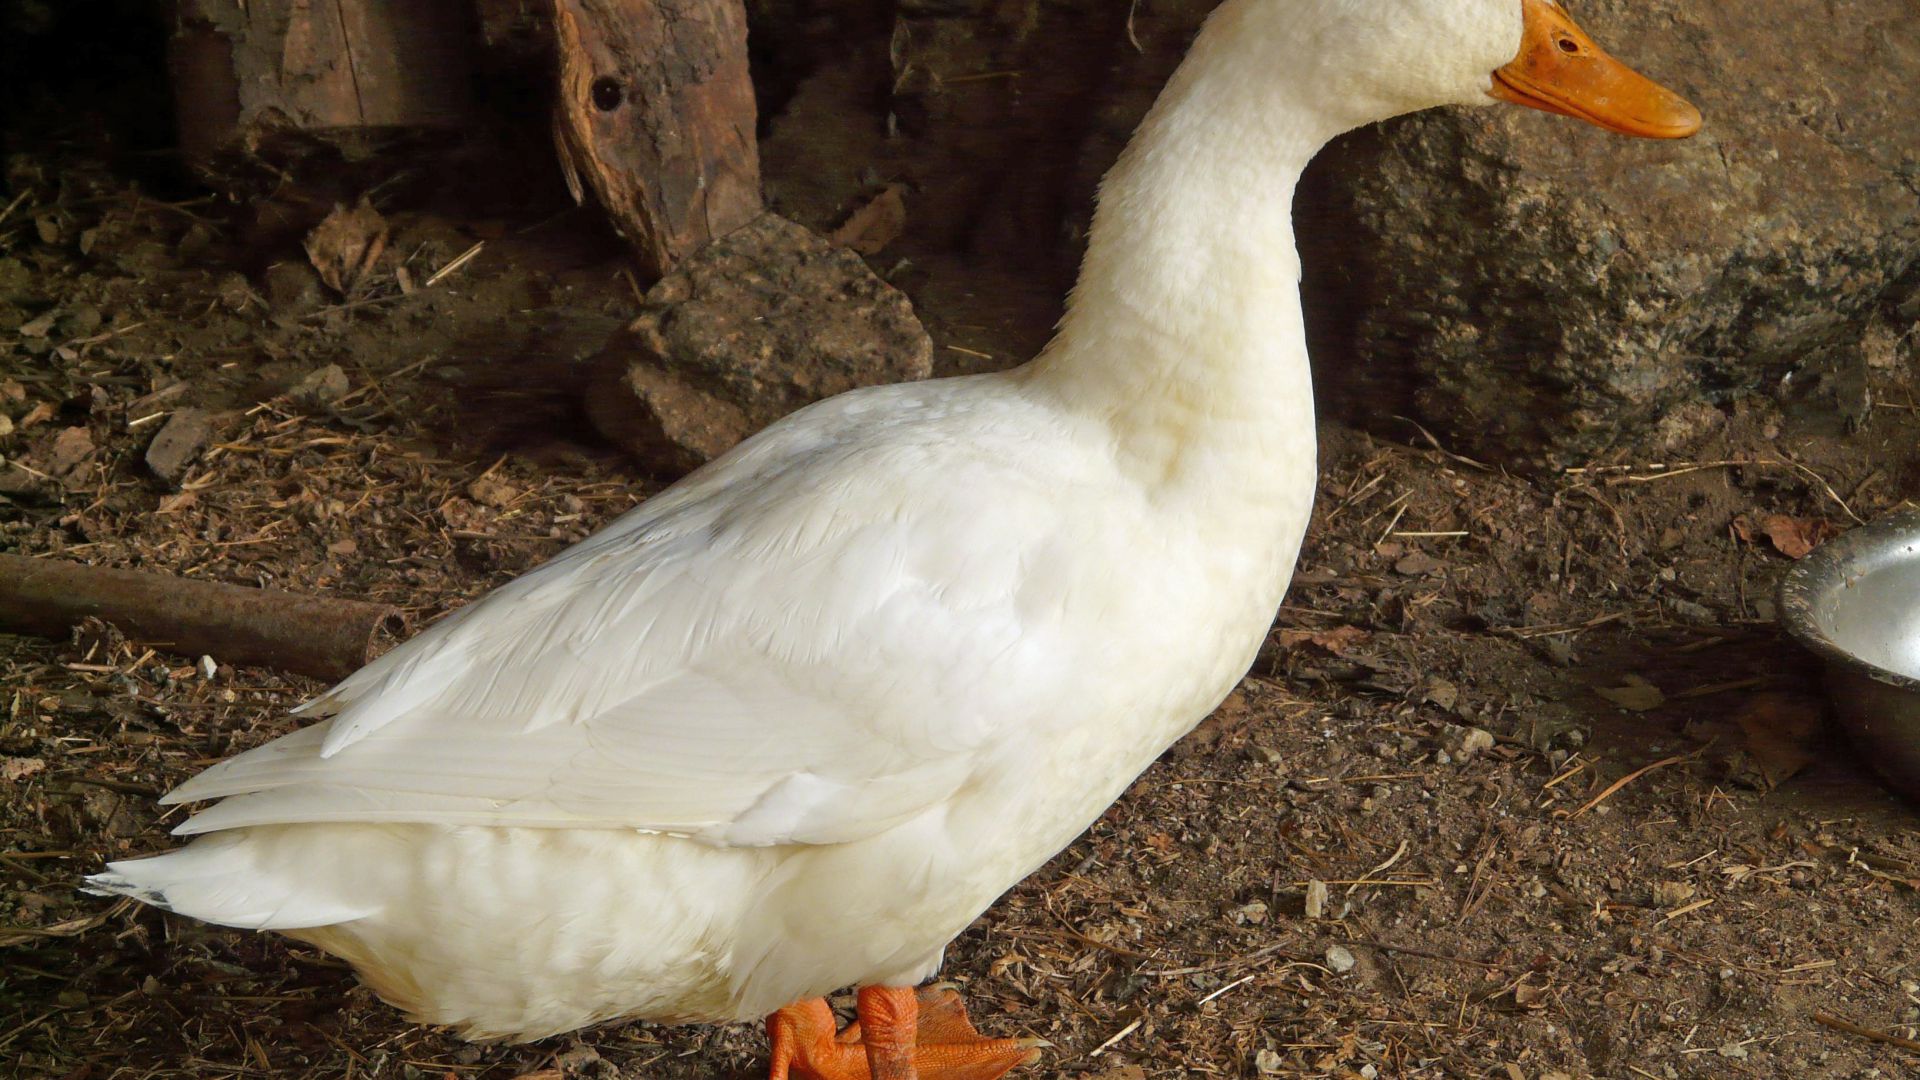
[1491,0,1702,139]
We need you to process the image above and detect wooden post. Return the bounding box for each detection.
[549,0,764,279]
[170,0,476,165]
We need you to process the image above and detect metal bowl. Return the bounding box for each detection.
[1779,509,1920,801]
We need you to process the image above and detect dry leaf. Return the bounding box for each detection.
[830,184,908,256]
[1,757,46,782]
[1732,693,1823,788]
[18,401,55,430]
[1760,514,1840,559]
[1278,625,1371,655]
[1187,687,1251,749]
[467,475,521,509]
[305,199,391,295]
[1732,512,1841,560]
[1651,880,1695,907]
[1394,550,1444,576]
[1596,673,1665,712]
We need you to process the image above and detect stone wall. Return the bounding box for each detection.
[757,0,1918,470]
[1296,0,1920,467]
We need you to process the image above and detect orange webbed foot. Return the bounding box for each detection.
[767,985,1042,1080]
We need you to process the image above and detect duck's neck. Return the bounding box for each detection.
[1021,1,1354,501]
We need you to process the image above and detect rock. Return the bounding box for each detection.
[1295,0,1920,468]
[587,213,934,474]
[590,362,753,473]
[58,304,103,340]
[0,258,32,303]
[213,272,259,313]
[46,426,95,479]
[17,311,55,338]
[145,408,213,487]
[291,364,350,405]
[0,460,43,499]
[1443,725,1496,760]
[1324,944,1357,974]
[263,260,327,316]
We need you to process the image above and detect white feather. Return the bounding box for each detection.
[88,0,1545,1040]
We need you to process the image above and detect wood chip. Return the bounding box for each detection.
[1304,879,1329,919]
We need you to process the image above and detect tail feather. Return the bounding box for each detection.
[83,832,376,931]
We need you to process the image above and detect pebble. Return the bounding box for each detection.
[293,364,351,405]
[59,303,103,339]
[1458,727,1495,757]
[47,426,96,478]
[1325,944,1356,973]
[144,408,212,487]
[264,260,326,315]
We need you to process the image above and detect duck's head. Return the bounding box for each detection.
[1287,0,1700,140]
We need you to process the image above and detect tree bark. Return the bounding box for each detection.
[549,0,764,279]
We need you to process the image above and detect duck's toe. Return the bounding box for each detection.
[765,986,1040,1080]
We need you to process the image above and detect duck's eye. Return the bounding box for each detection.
[592,77,625,112]
[1554,35,1581,54]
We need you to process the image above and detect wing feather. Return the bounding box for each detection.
[165,389,1101,848]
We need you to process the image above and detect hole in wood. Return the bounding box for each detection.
[592,77,624,112]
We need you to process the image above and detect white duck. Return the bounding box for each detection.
[89,1,1697,1077]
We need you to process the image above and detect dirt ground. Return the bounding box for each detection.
[7,12,1920,1080]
